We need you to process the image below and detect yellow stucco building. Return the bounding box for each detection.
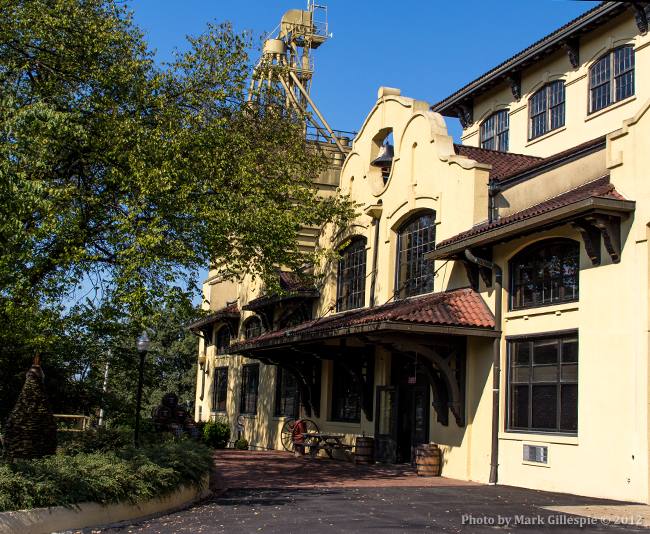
[189,2,650,503]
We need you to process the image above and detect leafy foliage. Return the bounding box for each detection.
[0,432,214,512]
[203,421,231,449]
[234,439,249,450]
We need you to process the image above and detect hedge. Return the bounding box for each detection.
[0,433,214,512]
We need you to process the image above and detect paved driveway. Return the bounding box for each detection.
[96,450,649,533]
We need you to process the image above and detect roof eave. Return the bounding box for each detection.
[431,3,624,117]
[427,196,635,260]
[183,312,240,331]
[242,291,320,311]
[227,320,499,353]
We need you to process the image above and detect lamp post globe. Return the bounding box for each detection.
[134,330,151,446]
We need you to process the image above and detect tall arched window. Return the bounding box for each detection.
[590,46,635,113]
[529,81,565,140]
[396,211,436,299]
[480,110,509,151]
[510,239,580,310]
[245,317,262,339]
[216,326,231,355]
[337,237,367,312]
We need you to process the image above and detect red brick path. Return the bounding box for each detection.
[210,449,483,489]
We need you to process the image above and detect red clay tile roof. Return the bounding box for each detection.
[454,145,541,181]
[245,271,318,308]
[431,2,625,114]
[436,176,623,249]
[185,303,240,330]
[230,288,495,349]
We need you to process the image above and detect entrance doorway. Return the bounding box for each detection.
[374,355,430,464]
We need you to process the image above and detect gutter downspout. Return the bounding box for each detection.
[464,249,502,485]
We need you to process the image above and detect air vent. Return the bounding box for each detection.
[523,444,548,464]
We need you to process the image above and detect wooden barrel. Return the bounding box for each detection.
[151,405,172,420]
[355,436,375,465]
[162,392,179,408]
[416,444,441,476]
[173,405,188,422]
[152,418,166,432]
[183,418,197,430]
[165,418,183,436]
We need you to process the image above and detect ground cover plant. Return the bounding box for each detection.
[0,428,214,512]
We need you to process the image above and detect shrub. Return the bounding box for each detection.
[202,421,230,449]
[0,438,214,512]
[234,439,248,450]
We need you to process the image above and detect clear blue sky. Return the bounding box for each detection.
[129,0,601,143]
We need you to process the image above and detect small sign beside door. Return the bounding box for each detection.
[408,377,417,384]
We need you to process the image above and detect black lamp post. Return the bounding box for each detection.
[134,330,151,446]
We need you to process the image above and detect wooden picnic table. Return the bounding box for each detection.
[293,432,354,463]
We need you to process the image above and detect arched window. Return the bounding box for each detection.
[245,317,262,339]
[396,211,436,299]
[480,110,509,151]
[337,237,367,312]
[529,81,565,140]
[510,239,580,310]
[590,46,634,113]
[215,326,231,355]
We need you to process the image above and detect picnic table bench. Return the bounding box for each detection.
[292,433,354,463]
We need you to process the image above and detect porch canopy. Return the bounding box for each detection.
[227,288,497,427]
[427,176,635,289]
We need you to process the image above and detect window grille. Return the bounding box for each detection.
[508,333,578,434]
[212,367,228,412]
[529,81,565,140]
[396,211,436,299]
[240,364,259,414]
[331,362,361,422]
[590,46,634,113]
[337,238,367,312]
[275,367,300,417]
[245,317,262,339]
[510,239,579,310]
[480,110,509,151]
[215,326,231,355]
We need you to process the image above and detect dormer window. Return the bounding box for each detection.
[590,46,635,113]
[529,81,565,140]
[480,110,509,151]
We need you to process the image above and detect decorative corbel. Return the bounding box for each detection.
[628,2,649,35]
[453,105,468,129]
[458,103,473,128]
[506,71,521,101]
[459,259,480,291]
[586,214,622,263]
[572,219,602,266]
[562,38,580,70]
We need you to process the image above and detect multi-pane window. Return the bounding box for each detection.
[216,326,231,355]
[510,239,579,310]
[331,363,361,422]
[396,211,436,299]
[590,46,635,113]
[245,317,262,339]
[480,110,509,151]
[240,364,259,414]
[212,367,228,412]
[337,238,367,312]
[508,333,578,433]
[275,367,300,417]
[529,81,566,140]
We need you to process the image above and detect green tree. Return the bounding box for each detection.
[0,0,353,390]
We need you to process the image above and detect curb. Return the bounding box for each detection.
[0,475,211,534]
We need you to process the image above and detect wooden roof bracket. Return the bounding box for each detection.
[572,212,623,265]
[256,349,322,418]
[562,38,580,70]
[506,71,521,101]
[628,2,649,35]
